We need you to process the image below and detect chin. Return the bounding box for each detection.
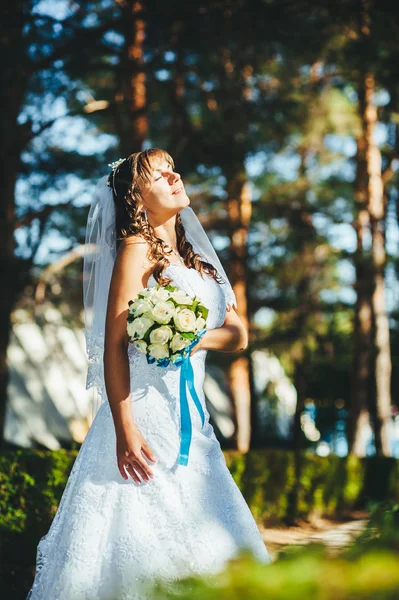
[176,195,190,211]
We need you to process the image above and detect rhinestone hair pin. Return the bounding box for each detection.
[107,157,126,194]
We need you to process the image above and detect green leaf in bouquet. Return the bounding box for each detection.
[197,304,209,320]
[179,332,196,340]
[128,299,134,306]
[165,284,178,292]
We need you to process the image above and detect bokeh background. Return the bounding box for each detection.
[3,1,399,598]
[3,0,399,458]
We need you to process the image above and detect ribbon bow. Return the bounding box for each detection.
[146,329,207,466]
[170,329,207,465]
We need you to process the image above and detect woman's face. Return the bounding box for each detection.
[140,159,189,219]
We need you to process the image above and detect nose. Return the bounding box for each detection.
[171,170,181,183]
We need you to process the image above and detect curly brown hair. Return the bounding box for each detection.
[108,147,224,287]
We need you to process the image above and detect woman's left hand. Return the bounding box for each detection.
[189,330,207,356]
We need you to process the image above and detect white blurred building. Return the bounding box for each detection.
[5,310,298,449]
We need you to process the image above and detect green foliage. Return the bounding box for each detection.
[150,499,399,600]
[150,547,399,600]
[224,449,371,525]
[347,499,399,555]
[2,449,399,598]
[0,449,77,598]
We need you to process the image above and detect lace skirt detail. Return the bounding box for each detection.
[26,344,270,600]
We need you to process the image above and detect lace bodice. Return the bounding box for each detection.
[149,262,228,328]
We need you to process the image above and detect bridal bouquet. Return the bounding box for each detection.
[126,282,208,366]
[126,282,209,466]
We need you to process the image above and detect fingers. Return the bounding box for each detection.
[117,460,128,481]
[124,463,141,484]
[118,455,155,483]
[116,438,157,483]
[131,458,154,482]
[142,444,157,463]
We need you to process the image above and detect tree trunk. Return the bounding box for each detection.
[0,3,28,445]
[365,72,392,456]
[117,0,148,154]
[349,132,373,456]
[226,170,252,452]
[0,171,19,446]
[349,69,392,457]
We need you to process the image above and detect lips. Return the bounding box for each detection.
[172,186,183,195]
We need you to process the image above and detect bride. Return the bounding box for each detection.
[27,148,271,600]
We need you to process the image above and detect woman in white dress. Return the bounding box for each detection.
[27,148,271,600]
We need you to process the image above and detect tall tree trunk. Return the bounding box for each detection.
[349,69,392,456]
[117,0,147,154]
[365,72,392,456]
[0,171,19,447]
[226,170,252,452]
[349,132,373,456]
[0,3,28,445]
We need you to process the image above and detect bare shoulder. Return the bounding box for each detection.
[114,236,154,285]
[105,237,154,347]
[120,235,148,247]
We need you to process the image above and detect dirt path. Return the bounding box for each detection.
[258,511,370,561]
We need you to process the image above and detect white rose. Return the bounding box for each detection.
[170,289,194,305]
[148,343,169,360]
[129,298,153,317]
[149,325,173,345]
[127,315,154,340]
[195,316,206,332]
[132,339,147,353]
[151,287,174,303]
[173,307,197,332]
[151,300,176,324]
[170,333,192,353]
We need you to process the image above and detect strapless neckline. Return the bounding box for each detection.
[147,262,203,286]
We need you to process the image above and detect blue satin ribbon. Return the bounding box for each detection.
[145,329,207,466]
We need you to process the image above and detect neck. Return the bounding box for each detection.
[149,213,178,249]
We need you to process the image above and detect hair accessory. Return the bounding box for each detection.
[108,158,126,172]
[107,158,126,195]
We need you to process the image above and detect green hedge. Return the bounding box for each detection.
[224,449,399,524]
[2,448,399,599]
[0,449,77,599]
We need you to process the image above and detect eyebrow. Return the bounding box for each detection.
[154,165,171,173]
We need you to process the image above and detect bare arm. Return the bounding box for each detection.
[190,307,248,356]
[103,238,157,482]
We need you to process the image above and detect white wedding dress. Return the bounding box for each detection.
[27,263,271,600]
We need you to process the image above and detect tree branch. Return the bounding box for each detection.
[14,201,71,231]
[26,17,120,75]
